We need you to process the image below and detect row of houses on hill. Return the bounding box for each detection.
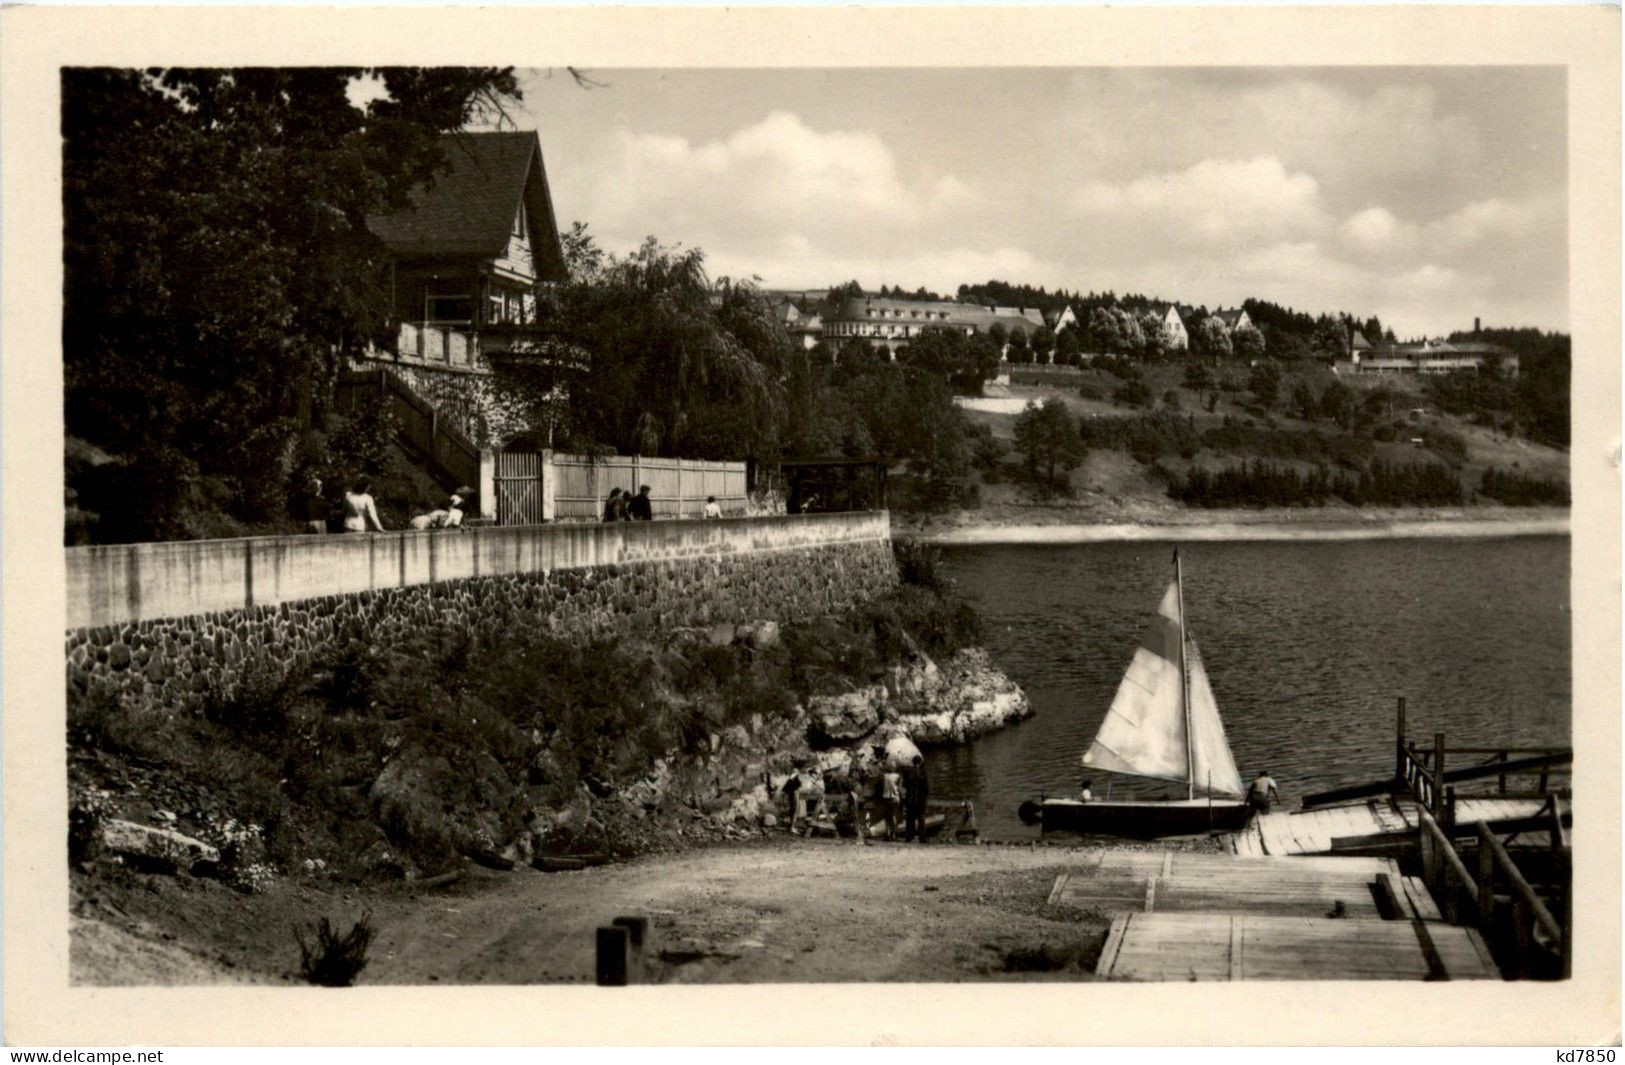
[775,292,1255,361]
[1338,332,1517,376]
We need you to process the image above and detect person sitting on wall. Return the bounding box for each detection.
[408,493,465,530]
[342,478,385,533]
[628,484,653,521]
[702,495,723,519]
[602,487,624,523]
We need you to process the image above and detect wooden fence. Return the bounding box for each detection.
[486,451,749,525]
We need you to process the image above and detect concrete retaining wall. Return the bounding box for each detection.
[66,512,897,715]
[68,511,891,629]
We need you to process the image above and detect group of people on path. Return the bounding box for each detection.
[602,486,725,522]
[782,751,934,844]
[601,485,654,522]
[301,475,467,535]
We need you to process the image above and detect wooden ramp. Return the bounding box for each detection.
[1095,913,1499,981]
[1049,849,1438,920]
[1229,797,1550,857]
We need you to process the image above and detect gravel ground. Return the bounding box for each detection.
[72,835,1167,985]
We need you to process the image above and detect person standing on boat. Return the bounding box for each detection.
[1247,770,1280,814]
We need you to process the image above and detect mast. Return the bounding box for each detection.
[1176,550,1194,800]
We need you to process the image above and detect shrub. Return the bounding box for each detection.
[893,538,946,591]
[200,655,302,742]
[295,914,374,987]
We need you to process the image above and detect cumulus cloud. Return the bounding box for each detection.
[572,110,978,256]
[1072,156,1330,247]
[1338,207,1420,259]
[1053,73,1486,205]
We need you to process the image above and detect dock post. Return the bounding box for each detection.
[1476,822,1497,926]
[1432,732,1447,821]
[1512,895,1533,978]
[596,925,631,986]
[1394,697,1407,784]
[613,915,651,983]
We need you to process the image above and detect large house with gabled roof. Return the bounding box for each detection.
[1148,302,1190,351]
[366,130,567,374]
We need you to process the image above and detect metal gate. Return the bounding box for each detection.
[494,452,545,526]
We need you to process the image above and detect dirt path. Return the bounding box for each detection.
[368,839,1108,984]
[73,839,1120,985]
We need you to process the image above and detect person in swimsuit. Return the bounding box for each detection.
[342,478,385,533]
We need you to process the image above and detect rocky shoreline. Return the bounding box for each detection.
[531,644,1030,858]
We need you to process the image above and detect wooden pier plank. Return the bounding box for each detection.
[1098,913,1499,981]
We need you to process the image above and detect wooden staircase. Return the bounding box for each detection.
[335,367,481,493]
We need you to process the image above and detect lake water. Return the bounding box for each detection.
[925,535,1571,839]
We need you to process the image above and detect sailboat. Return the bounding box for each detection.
[1019,552,1253,838]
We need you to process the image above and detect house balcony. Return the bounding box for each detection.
[394,320,484,372]
[361,319,589,377]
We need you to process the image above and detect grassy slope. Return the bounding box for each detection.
[951,363,1567,520]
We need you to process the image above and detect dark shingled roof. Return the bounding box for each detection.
[368,131,566,281]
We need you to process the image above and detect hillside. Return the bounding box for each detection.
[911,360,1569,530]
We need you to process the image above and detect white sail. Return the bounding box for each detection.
[1082,582,1190,785]
[1081,579,1244,798]
[1185,639,1245,798]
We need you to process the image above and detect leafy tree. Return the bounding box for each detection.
[1183,362,1215,396]
[899,326,996,394]
[497,236,788,461]
[1190,316,1233,362]
[63,66,523,541]
[1030,326,1055,364]
[1084,307,1122,354]
[1005,327,1032,364]
[1312,316,1350,360]
[1231,325,1266,362]
[1012,398,1084,491]
[987,321,1009,352]
[1248,361,1282,407]
[1138,311,1168,360]
[1053,328,1082,366]
[1290,381,1319,420]
[1318,380,1355,427]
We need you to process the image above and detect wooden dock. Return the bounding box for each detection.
[1045,847,1497,981]
[1049,850,1437,919]
[1227,796,1549,858]
[1094,913,1498,981]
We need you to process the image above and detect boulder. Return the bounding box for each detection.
[806,686,884,746]
[100,819,220,874]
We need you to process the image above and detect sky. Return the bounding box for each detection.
[502,67,1567,339]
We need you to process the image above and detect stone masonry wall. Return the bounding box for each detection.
[67,537,897,716]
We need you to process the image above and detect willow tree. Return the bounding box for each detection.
[508,235,789,461]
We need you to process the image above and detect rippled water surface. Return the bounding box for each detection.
[924,536,1571,838]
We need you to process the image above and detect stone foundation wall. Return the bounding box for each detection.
[67,516,896,715]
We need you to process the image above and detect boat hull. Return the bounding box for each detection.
[1035,798,1252,839]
